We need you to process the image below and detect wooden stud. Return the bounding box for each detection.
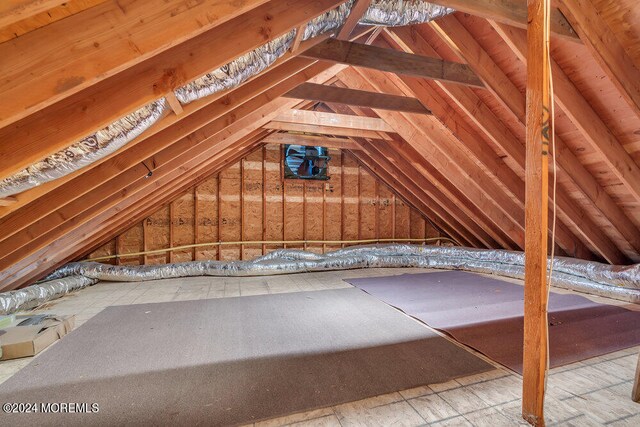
[240,158,245,260]
[142,216,149,265]
[217,173,222,261]
[340,150,345,248]
[169,202,175,263]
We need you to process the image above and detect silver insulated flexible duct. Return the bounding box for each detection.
[0,99,168,198]
[2,245,638,314]
[1,1,453,197]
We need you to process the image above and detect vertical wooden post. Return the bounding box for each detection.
[142,218,149,265]
[633,351,640,403]
[523,0,552,425]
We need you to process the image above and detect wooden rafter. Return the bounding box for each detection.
[337,70,532,251]
[0,67,346,288]
[427,16,628,263]
[0,62,341,243]
[284,82,431,114]
[355,136,503,249]
[427,0,578,41]
[489,22,640,254]
[350,144,477,248]
[0,0,345,182]
[0,0,272,127]
[301,38,484,88]
[559,0,640,118]
[2,135,266,289]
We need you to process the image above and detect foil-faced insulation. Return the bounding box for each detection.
[3,245,638,314]
[174,31,297,104]
[362,0,453,26]
[0,99,167,198]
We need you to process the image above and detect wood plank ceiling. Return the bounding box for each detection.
[0,0,638,290]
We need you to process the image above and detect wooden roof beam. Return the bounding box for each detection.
[283,82,431,114]
[357,136,510,249]
[300,38,484,88]
[427,16,628,263]
[489,22,640,255]
[340,67,597,260]
[339,68,526,250]
[0,63,343,254]
[1,135,265,290]
[0,104,282,272]
[558,0,640,119]
[0,0,273,127]
[0,0,345,182]
[427,0,578,42]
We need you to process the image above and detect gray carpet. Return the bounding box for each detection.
[0,288,492,426]
[347,271,640,374]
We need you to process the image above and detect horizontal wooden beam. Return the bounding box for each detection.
[272,109,395,132]
[428,0,579,41]
[301,38,484,88]
[284,82,430,114]
[263,121,393,140]
[261,133,360,150]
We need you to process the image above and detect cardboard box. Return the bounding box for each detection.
[0,315,75,360]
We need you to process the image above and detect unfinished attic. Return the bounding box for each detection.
[0,0,639,425]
